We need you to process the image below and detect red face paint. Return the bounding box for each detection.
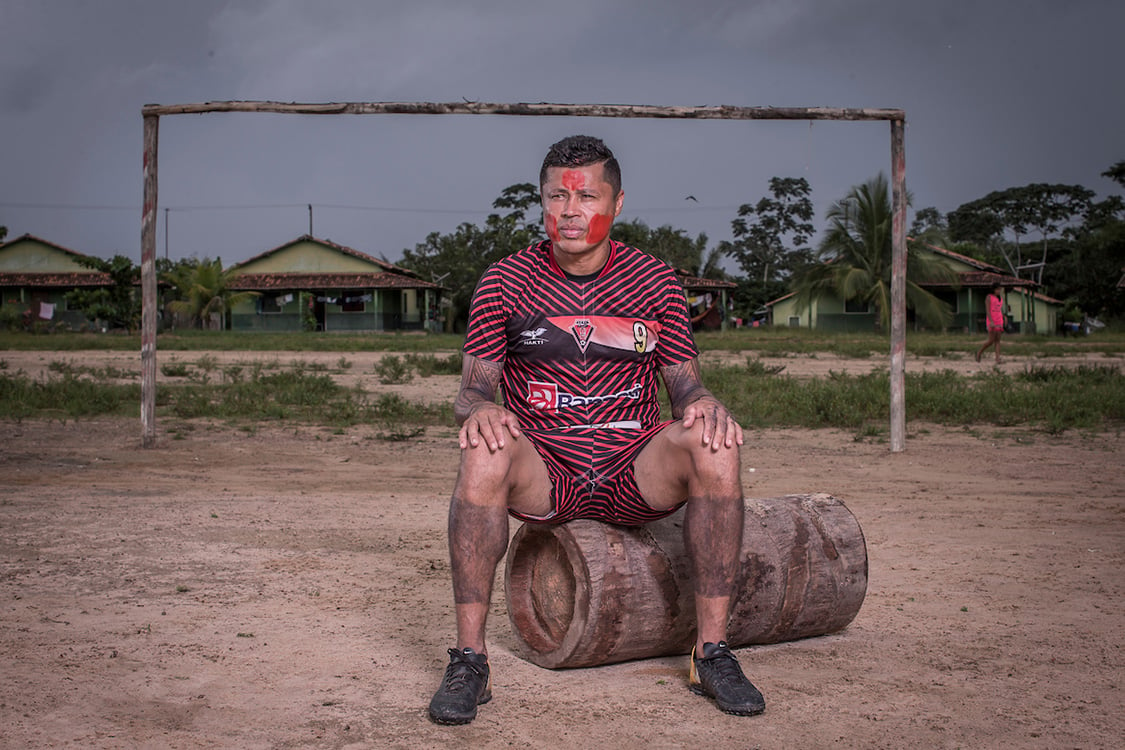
[586,213,613,246]
[561,170,585,191]
[544,212,560,243]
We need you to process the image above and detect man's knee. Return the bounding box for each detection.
[648,421,741,498]
[455,442,518,501]
[456,438,550,511]
[673,420,741,472]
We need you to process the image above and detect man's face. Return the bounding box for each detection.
[540,162,623,260]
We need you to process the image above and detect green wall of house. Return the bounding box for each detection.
[0,237,111,328]
[230,288,427,332]
[0,287,91,328]
[770,295,878,332]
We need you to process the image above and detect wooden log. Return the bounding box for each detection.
[504,493,867,669]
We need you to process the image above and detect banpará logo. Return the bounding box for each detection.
[527,381,643,412]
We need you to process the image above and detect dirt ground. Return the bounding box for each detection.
[1,349,1122,749]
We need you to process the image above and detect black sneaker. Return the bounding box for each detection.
[689,641,765,716]
[428,647,492,725]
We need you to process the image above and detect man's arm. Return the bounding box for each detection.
[455,353,502,425]
[455,353,522,451]
[661,358,744,450]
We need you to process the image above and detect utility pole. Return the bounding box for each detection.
[308,204,313,236]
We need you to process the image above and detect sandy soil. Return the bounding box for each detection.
[1,349,1122,749]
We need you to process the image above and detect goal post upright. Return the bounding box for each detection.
[141,112,159,449]
[890,118,907,453]
[138,100,908,451]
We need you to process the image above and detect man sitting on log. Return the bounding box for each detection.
[428,135,764,724]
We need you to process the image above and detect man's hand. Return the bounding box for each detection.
[459,402,522,452]
[661,358,744,450]
[455,354,521,451]
[681,395,744,451]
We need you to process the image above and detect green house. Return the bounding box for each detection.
[767,243,1062,334]
[227,235,444,332]
[0,234,113,329]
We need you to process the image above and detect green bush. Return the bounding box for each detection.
[405,352,463,377]
[375,355,413,384]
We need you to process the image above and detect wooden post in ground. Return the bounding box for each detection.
[140,113,159,448]
[890,118,907,453]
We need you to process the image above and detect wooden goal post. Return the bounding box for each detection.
[139,101,908,451]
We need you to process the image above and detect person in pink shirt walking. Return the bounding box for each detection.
[975,284,1007,364]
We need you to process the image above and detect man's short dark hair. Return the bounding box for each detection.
[539,135,622,195]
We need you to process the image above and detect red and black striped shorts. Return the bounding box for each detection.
[509,421,685,527]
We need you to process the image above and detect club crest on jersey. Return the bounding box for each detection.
[570,318,594,353]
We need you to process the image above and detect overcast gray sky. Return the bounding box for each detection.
[1,0,1122,267]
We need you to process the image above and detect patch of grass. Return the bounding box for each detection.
[161,361,191,377]
[853,423,885,442]
[0,371,139,420]
[2,339,1121,434]
[195,354,218,375]
[375,355,413,384]
[743,356,787,376]
[703,360,1124,432]
[691,328,1125,358]
[404,352,463,377]
[48,359,135,380]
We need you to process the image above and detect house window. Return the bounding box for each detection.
[788,316,801,327]
[260,295,283,314]
[844,298,870,314]
[341,290,367,313]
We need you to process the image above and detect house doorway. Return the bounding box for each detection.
[312,296,326,331]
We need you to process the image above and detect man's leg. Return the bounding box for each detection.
[448,434,551,653]
[429,435,551,725]
[635,419,743,648]
[634,420,765,715]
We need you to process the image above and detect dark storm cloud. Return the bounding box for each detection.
[0,0,1121,262]
[0,64,54,112]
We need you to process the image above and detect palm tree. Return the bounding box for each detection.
[792,174,956,330]
[163,257,258,330]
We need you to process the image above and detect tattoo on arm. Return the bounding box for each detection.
[454,355,503,425]
[662,359,713,418]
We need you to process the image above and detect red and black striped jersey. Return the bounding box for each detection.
[463,239,698,432]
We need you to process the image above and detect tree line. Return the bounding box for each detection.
[40,160,1125,333]
[400,161,1124,332]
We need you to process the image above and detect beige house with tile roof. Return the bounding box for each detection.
[226,235,444,332]
[766,242,1062,334]
[0,234,114,329]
